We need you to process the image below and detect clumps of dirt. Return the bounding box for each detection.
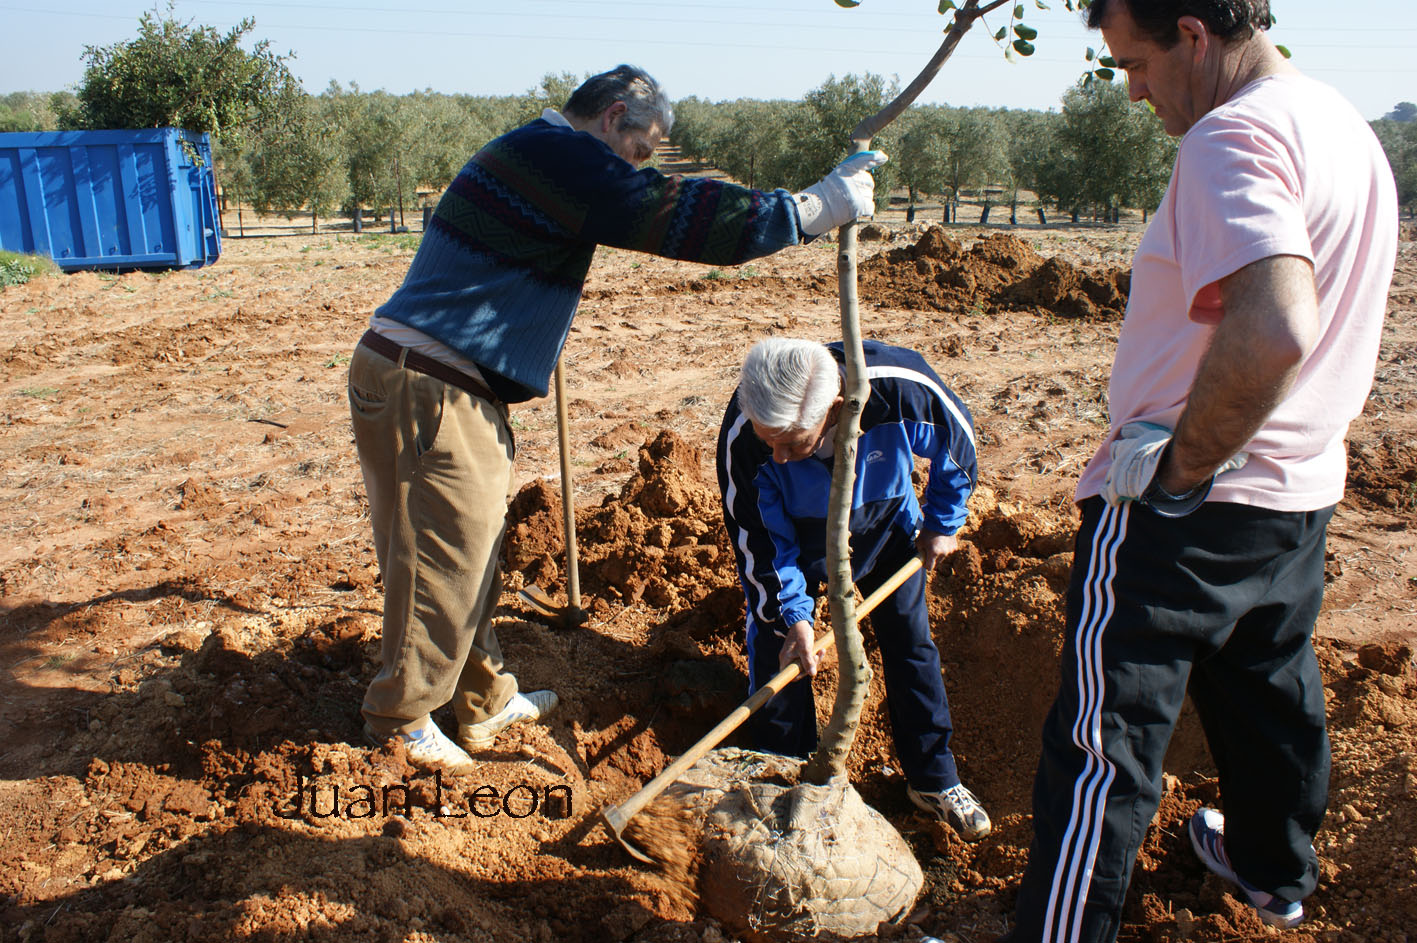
[504,430,741,633]
[914,486,1078,819]
[621,793,702,906]
[1346,435,1417,512]
[859,228,1130,319]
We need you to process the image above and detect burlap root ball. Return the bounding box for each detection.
[656,748,923,941]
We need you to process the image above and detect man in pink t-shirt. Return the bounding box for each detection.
[1005,2,1398,941]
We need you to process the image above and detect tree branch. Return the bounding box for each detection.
[851,0,990,141]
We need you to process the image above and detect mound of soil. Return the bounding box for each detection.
[505,430,742,635]
[860,229,1130,319]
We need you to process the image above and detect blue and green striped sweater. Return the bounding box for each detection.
[375,116,804,403]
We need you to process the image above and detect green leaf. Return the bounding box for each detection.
[1099,55,1116,67]
[1012,38,1036,56]
[1095,67,1115,81]
[938,0,956,10]
[1276,44,1292,59]
[1035,0,1051,9]
[834,0,861,7]
[1015,24,1038,40]
[1086,46,1095,61]
[1014,4,1025,17]
[994,25,1007,40]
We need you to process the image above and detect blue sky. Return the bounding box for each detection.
[1,0,1413,119]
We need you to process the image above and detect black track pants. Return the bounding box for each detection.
[1008,497,1333,943]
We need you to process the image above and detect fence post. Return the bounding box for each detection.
[423,205,433,231]
[1037,207,1047,225]
[352,207,363,234]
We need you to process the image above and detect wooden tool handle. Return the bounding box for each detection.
[553,357,581,612]
[603,554,924,828]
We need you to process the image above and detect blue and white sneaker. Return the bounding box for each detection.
[1188,807,1305,929]
[365,721,477,775]
[457,689,559,750]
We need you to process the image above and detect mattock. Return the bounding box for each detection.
[601,554,924,863]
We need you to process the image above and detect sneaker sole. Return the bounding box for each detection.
[1189,811,1303,929]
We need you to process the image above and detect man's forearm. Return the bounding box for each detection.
[1158,255,1319,493]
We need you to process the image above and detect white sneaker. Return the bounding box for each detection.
[457,689,559,750]
[1189,807,1305,929]
[908,782,992,841]
[364,722,477,776]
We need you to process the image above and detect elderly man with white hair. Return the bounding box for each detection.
[715,336,990,841]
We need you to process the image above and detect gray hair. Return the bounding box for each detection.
[738,338,840,432]
[563,64,674,134]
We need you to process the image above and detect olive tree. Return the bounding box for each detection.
[893,106,951,215]
[0,91,75,132]
[1373,119,1417,216]
[243,84,348,233]
[807,0,1098,786]
[1034,79,1173,222]
[62,7,295,148]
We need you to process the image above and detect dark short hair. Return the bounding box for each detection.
[563,64,674,133]
[1087,0,1273,45]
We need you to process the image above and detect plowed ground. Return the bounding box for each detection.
[1,215,1414,943]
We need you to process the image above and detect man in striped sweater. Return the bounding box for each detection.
[716,337,991,841]
[348,66,887,775]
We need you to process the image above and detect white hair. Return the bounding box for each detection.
[738,338,840,432]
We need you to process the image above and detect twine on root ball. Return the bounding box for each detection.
[628,747,923,942]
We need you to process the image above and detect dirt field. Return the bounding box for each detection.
[1,204,1415,943]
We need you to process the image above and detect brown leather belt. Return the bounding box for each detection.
[358,330,500,405]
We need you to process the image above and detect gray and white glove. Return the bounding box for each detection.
[793,150,888,237]
[1101,420,1248,518]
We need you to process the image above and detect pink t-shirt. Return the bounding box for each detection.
[1076,73,1399,512]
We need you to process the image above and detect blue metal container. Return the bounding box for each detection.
[0,127,221,271]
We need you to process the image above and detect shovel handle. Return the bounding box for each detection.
[553,357,582,613]
[602,554,924,834]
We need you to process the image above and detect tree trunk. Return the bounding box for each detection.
[801,192,871,787]
[802,0,1005,786]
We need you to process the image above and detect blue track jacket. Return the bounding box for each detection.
[716,341,976,633]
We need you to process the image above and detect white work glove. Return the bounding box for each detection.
[793,150,888,237]
[1101,421,1248,518]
